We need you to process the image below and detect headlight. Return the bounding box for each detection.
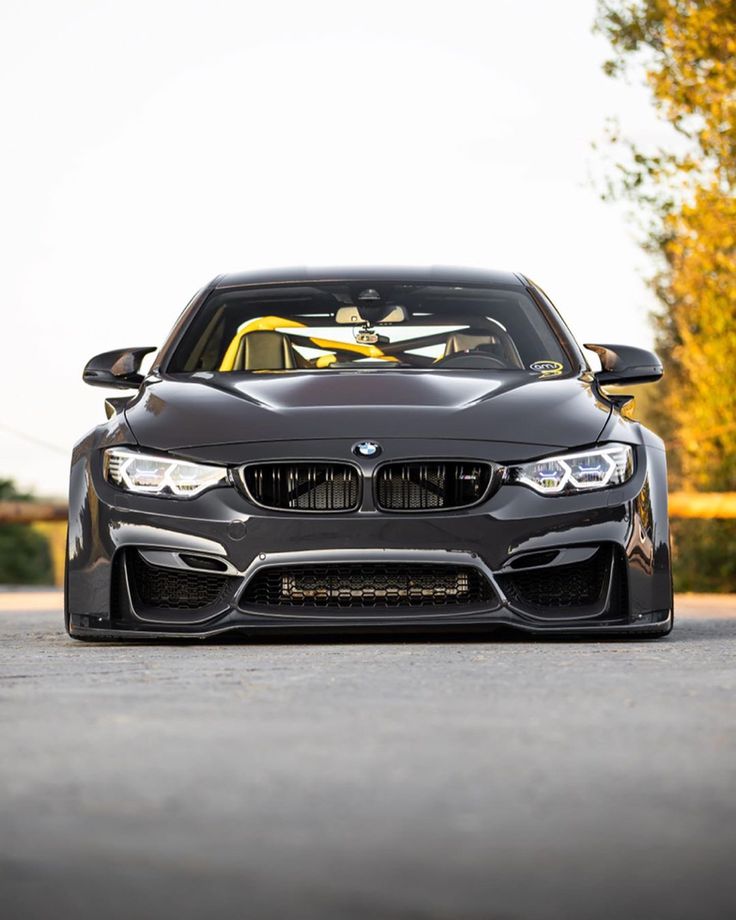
[510,444,634,495]
[104,448,228,497]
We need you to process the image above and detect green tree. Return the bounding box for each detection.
[597,0,736,590]
[0,480,54,585]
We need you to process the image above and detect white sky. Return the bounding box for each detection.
[0,0,670,498]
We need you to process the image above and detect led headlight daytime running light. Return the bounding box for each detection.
[104,448,227,497]
[511,444,634,495]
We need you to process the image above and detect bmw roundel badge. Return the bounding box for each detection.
[353,440,381,458]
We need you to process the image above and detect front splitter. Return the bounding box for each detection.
[68,609,673,640]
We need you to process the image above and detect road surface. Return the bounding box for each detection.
[1,592,734,919]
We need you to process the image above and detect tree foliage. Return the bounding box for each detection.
[598,0,736,184]
[597,1,736,588]
[597,0,736,487]
[0,480,54,585]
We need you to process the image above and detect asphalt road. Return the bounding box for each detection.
[1,593,735,920]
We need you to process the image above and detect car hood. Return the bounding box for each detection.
[123,370,611,458]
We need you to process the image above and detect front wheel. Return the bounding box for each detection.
[63,537,71,636]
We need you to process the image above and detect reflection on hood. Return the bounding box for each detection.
[124,370,611,452]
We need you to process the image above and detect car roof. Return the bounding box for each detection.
[214,266,526,289]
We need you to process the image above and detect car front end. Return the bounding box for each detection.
[67,426,672,641]
[66,268,672,640]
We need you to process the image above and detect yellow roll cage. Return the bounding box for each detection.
[218,315,397,371]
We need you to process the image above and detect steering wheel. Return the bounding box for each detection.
[434,351,508,369]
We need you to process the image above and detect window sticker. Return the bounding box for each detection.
[529,360,563,377]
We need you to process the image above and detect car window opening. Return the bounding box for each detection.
[166,283,571,376]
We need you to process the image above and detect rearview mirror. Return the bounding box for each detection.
[584,343,663,386]
[83,347,157,389]
[335,304,408,324]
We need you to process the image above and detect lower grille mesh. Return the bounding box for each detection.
[241,563,493,609]
[497,549,612,612]
[130,553,235,610]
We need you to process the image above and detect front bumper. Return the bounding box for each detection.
[67,440,673,639]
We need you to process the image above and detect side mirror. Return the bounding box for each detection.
[584,343,663,386]
[83,347,157,389]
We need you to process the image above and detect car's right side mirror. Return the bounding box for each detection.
[83,347,157,389]
[584,343,663,386]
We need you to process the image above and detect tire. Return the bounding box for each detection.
[64,539,95,641]
[63,537,71,636]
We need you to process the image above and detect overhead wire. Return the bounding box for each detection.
[0,423,69,456]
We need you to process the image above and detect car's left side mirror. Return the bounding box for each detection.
[584,343,663,386]
[83,347,157,389]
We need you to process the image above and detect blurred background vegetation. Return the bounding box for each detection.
[598,0,736,590]
[0,480,56,585]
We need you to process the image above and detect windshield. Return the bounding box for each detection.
[166,282,572,376]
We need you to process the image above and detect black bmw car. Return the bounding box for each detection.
[67,267,672,640]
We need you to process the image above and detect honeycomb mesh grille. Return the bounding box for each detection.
[130,553,236,610]
[241,563,493,609]
[497,549,613,613]
[242,463,360,511]
[375,462,493,511]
